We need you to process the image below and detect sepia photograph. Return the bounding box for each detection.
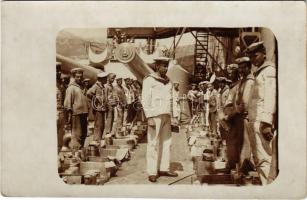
[2,1,306,198]
[56,27,278,186]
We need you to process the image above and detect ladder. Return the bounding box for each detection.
[194,31,210,68]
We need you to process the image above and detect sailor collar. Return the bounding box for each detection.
[96,81,104,88]
[147,73,170,85]
[69,81,82,89]
[254,60,275,77]
[221,85,229,93]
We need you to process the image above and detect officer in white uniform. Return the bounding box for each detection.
[246,41,277,184]
[141,57,178,182]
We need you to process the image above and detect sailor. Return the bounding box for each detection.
[104,73,117,137]
[132,79,144,122]
[82,78,94,122]
[187,83,199,118]
[216,76,231,140]
[56,62,65,152]
[223,63,241,172]
[61,74,70,90]
[64,68,89,149]
[207,82,218,135]
[69,68,80,84]
[171,81,181,125]
[246,41,277,184]
[141,56,178,182]
[132,79,142,100]
[198,81,209,127]
[82,78,91,95]
[234,57,255,169]
[124,77,137,125]
[216,77,231,109]
[86,72,109,145]
[114,76,127,135]
[187,82,201,128]
[60,73,71,127]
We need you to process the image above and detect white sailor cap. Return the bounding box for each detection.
[153,56,171,64]
[199,81,209,85]
[56,62,62,67]
[235,56,250,64]
[71,68,84,74]
[97,72,109,78]
[245,41,266,54]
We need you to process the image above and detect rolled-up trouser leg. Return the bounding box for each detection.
[93,111,105,141]
[123,107,127,125]
[115,106,124,132]
[105,106,114,135]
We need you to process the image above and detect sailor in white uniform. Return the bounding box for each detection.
[141,57,178,182]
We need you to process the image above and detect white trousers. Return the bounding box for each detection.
[240,119,257,164]
[249,121,277,184]
[146,114,172,176]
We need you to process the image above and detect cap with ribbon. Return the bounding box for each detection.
[235,56,250,64]
[153,56,171,65]
[245,41,266,54]
[199,81,209,85]
[71,68,84,74]
[97,72,109,78]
